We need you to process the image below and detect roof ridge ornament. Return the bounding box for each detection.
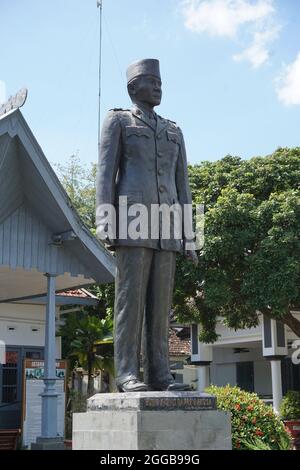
[0,87,28,117]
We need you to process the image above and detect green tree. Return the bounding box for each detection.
[55,153,97,231]
[59,311,113,396]
[175,148,300,340]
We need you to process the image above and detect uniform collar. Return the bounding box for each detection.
[131,104,157,131]
[131,104,168,136]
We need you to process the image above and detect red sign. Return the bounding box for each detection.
[5,351,18,364]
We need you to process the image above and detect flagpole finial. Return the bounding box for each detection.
[97,0,102,8]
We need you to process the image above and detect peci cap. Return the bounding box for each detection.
[126,59,161,84]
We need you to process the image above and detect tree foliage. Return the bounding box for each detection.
[175,148,300,340]
[59,310,113,396]
[55,153,97,231]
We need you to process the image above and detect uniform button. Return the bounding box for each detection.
[157,135,162,140]
[159,186,165,193]
[158,169,163,176]
[157,152,163,158]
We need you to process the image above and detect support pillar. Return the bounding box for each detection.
[196,365,210,392]
[32,273,64,450]
[262,315,286,415]
[270,359,283,414]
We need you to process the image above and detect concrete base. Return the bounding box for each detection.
[73,392,231,450]
[31,437,65,450]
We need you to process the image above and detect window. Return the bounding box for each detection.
[25,351,42,360]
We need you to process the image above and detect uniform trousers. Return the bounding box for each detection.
[114,246,176,387]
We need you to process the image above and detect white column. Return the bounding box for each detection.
[196,365,210,392]
[40,273,58,438]
[270,360,283,414]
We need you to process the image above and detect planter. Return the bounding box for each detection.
[284,420,300,439]
[64,439,72,450]
[284,420,300,450]
[280,392,300,449]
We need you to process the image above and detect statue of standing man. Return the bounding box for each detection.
[96,59,197,392]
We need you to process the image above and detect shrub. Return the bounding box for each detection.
[206,385,292,450]
[240,434,291,451]
[280,391,300,420]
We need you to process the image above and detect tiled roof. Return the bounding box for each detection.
[168,328,191,357]
[57,288,97,299]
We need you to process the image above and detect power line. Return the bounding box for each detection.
[103,13,125,85]
[97,0,103,154]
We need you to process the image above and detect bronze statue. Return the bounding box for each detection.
[96,59,197,392]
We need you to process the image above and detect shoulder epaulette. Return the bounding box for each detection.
[109,108,130,112]
[163,117,178,127]
[156,114,175,124]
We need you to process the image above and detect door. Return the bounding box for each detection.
[0,347,22,429]
[236,361,254,392]
[0,347,44,429]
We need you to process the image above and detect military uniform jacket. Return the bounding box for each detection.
[96,105,193,252]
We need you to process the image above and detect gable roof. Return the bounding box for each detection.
[0,109,115,301]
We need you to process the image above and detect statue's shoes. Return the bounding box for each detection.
[118,379,150,392]
[149,381,192,392]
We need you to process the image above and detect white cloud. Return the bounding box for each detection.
[181,0,279,68]
[233,25,280,68]
[276,53,300,106]
[182,0,274,37]
[0,81,6,104]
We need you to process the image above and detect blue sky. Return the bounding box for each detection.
[0,0,299,166]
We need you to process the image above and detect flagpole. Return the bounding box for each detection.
[97,0,103,154]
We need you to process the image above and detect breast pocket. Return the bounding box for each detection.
[125,126,152,154]
[167,130,180,146]
[165,130,180,163]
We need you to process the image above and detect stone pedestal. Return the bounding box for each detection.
[31,437,65,450]
[73,392,231,450]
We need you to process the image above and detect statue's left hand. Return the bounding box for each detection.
[185,249,199,267]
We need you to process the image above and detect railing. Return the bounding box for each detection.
[0,429,21,450]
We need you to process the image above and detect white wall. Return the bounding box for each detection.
[215,320,262,345]
[211,363,237,387]
[211,346,272,395]
[214,313,300,346]
[0,302,61,358]
[212,345,263,363]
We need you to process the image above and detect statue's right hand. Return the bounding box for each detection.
[96,224,114,246]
